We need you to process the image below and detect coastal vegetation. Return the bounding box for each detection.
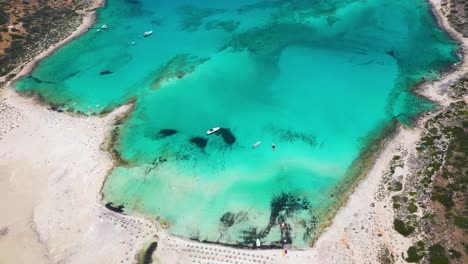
[385,1,468,261]
[443,0,468,37]
[0,0,92,80]
[389,77,467,263]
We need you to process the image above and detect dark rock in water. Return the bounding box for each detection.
[158,129,178,137]
[176,71,185,78]
[190,137,207,149]
[143,242,158,264]
[218,128,236,145]
[105,202,125,213]
[100,70,113,75]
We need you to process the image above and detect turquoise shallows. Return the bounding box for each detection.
[15,0,458,247]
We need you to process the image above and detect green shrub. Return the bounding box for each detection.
[429,244,449,264]
[394,219,415,237]
[406,246,423,262]
[394,181,403,192]
[408,203,418,213]
[431,190,454,209]
[448,249,461,259]
[453,214,468,229]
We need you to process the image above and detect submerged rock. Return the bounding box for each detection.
[158,128,178,137]
[105,202,125,213]
[190,137,208,149]
[100,70,113,75]
[218,128,236,145]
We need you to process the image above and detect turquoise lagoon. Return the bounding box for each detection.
[16,0,458,247]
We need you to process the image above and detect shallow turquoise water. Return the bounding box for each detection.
[16,0,458,247]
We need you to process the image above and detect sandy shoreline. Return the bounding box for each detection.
[0,0,467,263]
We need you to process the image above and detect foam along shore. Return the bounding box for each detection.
[0,1,467,264]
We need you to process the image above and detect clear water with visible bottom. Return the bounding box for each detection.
[16,0,458,247]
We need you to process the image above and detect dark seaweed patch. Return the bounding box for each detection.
[205,20,240,32]
[218,128,236,145]
[158,129,178,137]
[27,75,54,84]
[269,126,316,147]
[145,156,168,174]
[143,242,158,264]
[105,202,125,214]
[100,70,113,75]
[386,49,395,58]
[190,137,208,149]
[220,211,248,228]
[220,212,235,227]
[67,71,80,78]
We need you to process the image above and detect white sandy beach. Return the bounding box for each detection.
[0,0,466,263]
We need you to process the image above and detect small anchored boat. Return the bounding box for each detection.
[206,127,220,135]
[101,24,108,29]
[256,239,261,247]
[253,141,261,148]
[143,31,153,37]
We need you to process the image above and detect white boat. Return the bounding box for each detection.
[144,31,153,37]
[206,127,220,135]
[253,141,261,148]
[256,239,261,247]
[101,24,108,29]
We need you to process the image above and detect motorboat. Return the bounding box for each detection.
[253,141,261,148]
[101,24,108,29]
[206,127,220,135]
[144,31,153,37]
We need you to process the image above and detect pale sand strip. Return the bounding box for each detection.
[0,88,157,264]
[0,0,466,264]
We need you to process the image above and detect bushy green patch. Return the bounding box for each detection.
[408,203,418,214]
[406,246,424,262]
[429,244,449,264]
[394,219,414,237]
[448,248,462,259]
[394,181,403,192]
[431,187,454,209]
[453,213,468,229]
